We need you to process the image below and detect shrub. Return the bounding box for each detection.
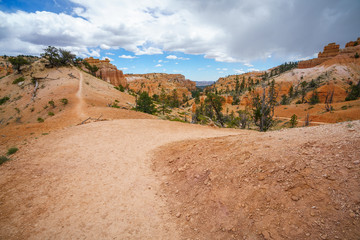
[280,94,289,105]
[309,91,320,105]
[48,112,54,116]
[8,56,30,73]
[7,147,18,155]
[60,98,68,105]
[0,96,10,105]
[345,81,360,101]
[355,52,359,59]
[295,100,302,104]
[115,85,125,92]
[12,77,25,84]
[0,155,9,165]
[48,100,55,108]
[37,117,44,123]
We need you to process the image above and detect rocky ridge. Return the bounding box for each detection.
[298,38,360,69]
[126,73,196,100]
[84,57,127,87]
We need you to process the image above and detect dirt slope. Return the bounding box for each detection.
[0,119,240,239]
[153,121,360,239]
[0,65,154,150]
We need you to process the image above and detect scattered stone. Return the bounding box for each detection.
[353,160,360,165]
[320,233,328,239]
[258,174,265,181]
[176,212,181,218]
[291,195,300,201]
[349,212,356,218]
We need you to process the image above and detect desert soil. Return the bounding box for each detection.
[1,68,359,239]
[0,70,240,239]
[153,121,360,239]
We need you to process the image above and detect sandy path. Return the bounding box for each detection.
[0,119,241,239]
[275,116,329,125]
[75,71,86,119]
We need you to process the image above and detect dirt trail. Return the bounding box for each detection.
[0,119,241,239]
[275,116,329,125]
[75,71,86,119]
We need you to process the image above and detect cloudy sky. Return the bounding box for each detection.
[0,0,359,81]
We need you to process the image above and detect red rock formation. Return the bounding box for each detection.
[0,57,13,77]
[84,57,127,87]
[298,58,327,69]
[298,39,360,69]
[345,37,360,47]
[125,73,196,101]
[298,42,340,69]
[318,43,340,58]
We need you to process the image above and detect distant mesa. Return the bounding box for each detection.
[125,73,196,101]
[298,37,360,69]
[83,57,196,101]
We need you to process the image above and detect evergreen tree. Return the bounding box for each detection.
[136,92,156,114]
[252,81,277,132]
[289,114,298,128]
[205,93,225,126]
[288,85,294,98]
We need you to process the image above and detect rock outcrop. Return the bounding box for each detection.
[298,43,340,69]
[298,39,360,69]
[126,73,196,100]
[345,37,360,47]
[0,57,13,77]
[318,43,340,58]
[84,57,127,87]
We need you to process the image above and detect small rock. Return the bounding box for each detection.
[291,195,300,201]
[258,174,265,181]
[305,233,310,237]
[320,233,328,239]
[176,212,181,218]
[349,212,356,218]
[353,160,360,165]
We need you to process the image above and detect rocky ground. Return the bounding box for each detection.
[1,63,359,239]
[153,121,360,239]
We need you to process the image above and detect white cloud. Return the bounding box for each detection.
[106,52,115,55]
[166,55,178,59]
[0,0,358,62]
[247,68,260,72]
[155,64,162,67]
[135,47,163,55]
[102,57,114,61]
[100,44,111,50]
[119,67,128,70]
[244,63,253,67]
[234,69,245,74]
[119,55,136,59]
[158,59,163,63]
[222,68,228,71]
[90,49,100,57]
